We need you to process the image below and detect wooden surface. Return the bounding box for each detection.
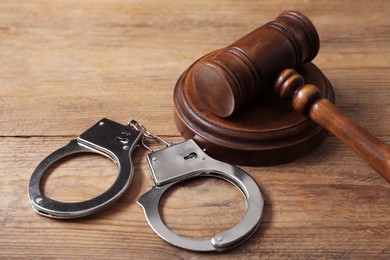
[0,0,389,258]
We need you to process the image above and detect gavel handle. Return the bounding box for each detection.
[310,99,390,183]
[275,69,390,184]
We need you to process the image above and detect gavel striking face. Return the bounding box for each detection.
[191,11,390,184]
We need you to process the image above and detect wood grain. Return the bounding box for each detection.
[0,0,389,258]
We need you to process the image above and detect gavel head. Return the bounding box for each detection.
[192,11,320,117]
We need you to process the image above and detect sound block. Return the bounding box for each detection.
[174,60,335,166]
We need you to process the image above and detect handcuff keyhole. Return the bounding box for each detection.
[183,152,197,160]
[116,136,129,144]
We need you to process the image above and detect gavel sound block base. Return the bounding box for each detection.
[174,60,335,166]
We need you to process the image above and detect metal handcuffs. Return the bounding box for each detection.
[29,118,264,252]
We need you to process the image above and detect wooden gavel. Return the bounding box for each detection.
[193,10,319,117]
[191,11,390,183]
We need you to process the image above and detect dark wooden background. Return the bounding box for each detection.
[1,0,389,258]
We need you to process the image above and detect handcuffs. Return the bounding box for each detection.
[29,118,264,252]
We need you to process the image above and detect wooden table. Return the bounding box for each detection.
[1,0,389,258]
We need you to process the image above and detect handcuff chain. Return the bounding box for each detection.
[128,120,172,152]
